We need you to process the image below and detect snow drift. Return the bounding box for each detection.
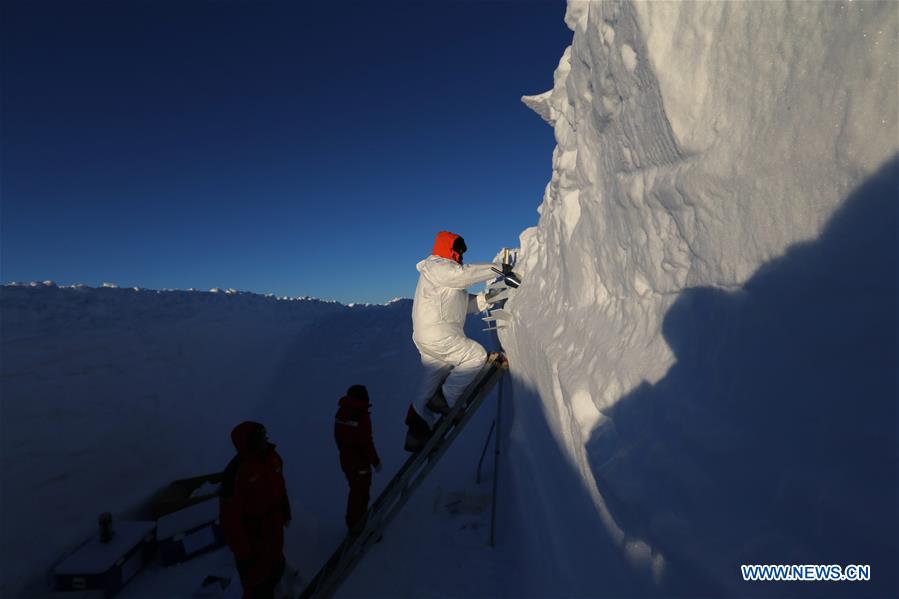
[503,0,897,596]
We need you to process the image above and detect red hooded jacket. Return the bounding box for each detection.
[219,422,291,587]
[432,231,465,264]
[334,395,381,474]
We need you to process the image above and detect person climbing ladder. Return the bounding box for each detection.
[405,231,513,451]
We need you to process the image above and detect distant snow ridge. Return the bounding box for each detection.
[26,281,57,288]
[1,282,368,308]
[502,0,897,595]
[4,282,350,306]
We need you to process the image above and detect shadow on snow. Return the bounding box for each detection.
[588,156,898,597]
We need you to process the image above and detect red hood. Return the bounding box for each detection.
[231,421,264,456]
[432,231,463,264]
[338,395,370,410]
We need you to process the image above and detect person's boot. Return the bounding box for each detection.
[404,428,427,452]
[426,388,451,416]
[404,405,432,452]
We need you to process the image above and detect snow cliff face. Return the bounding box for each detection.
[503,0,897,594]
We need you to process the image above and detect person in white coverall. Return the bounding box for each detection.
[406,231,499,448]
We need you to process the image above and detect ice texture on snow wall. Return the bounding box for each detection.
[504,1,897,595]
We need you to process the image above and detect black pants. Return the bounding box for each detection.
[344,468,372,530]
[239,556,285,599]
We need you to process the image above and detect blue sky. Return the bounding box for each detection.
[1,1,570,303]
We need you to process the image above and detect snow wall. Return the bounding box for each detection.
[500,1,898,596]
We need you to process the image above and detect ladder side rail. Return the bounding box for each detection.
[356,362,497,536]
[312,366,506,599]
[374,367,505,528]
[365,357,497,516]
[367,353,501,516]
[302,357,503,599]
[298,539,350,599]
[301,402,464,599]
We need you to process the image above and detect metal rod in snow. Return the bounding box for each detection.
[490,374,503,547]
[476,420,496,485]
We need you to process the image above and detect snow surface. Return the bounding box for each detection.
[0,285,339,595]
[1,285,517,598]
[2,1,898,598]
[505,0,897,597]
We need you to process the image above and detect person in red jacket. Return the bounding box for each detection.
[334,385,382,533]
[219,421,291,599]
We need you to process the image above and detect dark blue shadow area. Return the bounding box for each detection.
[588,157,898,598]
[251,299,420,576]
[254,299,499,580]
[499,375,668,597]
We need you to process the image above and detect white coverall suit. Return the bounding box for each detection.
[411,255,498,428]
